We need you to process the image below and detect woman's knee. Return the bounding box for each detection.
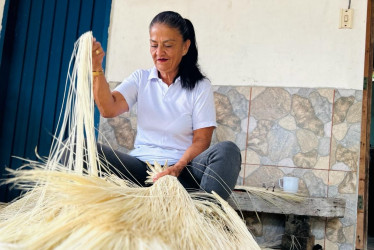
[214,141,241,170]
[216,141,241,158]
[217,141,240,153]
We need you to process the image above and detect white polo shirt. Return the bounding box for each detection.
[114,67,217,165]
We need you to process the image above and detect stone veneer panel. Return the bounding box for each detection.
[98,82,137,152]
[310,217,326,243]
[98,107,138,153]
[328,171,357,196]
[326,90,361,250]
[247,87,334,169]
[330,90,362,171]
[237,164,260,186]
[211,86,251,154]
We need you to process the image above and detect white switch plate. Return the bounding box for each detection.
[339,9,353,29]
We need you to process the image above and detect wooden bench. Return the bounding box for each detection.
[228,190,346,218]
[228,190,346,249]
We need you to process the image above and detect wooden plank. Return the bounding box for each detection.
[359,89,370,181]
[0,0,32,201]
[227,191,345,218]
[38,0,68,157]
[0,0,32,168]
[53,0,81,132]
[0,0,10,66]
[356,0,374,248]
[11,0,44,166]
[0,0,12,128]
[357,212,365,248]
[8,0,44,200]
[24,0,56,159]
[357,177,368,249]
[78,0,94,36]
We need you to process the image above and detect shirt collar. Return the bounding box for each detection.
[148,66,181,84]
[148,66,159,81]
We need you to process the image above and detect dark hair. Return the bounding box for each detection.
[150,11,205,90]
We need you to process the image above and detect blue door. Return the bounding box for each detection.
[0,0,112,202]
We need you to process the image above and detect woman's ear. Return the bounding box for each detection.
[183,40,191,56]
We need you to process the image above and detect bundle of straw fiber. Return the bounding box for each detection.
[0,31,260,249]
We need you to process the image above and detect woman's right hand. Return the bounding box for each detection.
[92,37,105,71]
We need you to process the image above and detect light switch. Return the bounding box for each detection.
[339,9,353,29]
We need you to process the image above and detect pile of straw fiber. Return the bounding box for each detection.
[0,32,260,250]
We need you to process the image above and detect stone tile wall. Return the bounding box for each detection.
[99,83,362,249]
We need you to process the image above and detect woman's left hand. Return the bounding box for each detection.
[153,162,186,181]
[153,127,214,182]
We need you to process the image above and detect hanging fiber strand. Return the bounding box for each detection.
[0,31,260,249]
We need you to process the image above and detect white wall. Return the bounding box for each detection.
[105,0,368,90]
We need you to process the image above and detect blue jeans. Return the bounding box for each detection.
[96,141,241,200]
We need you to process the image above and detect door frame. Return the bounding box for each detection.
[356,0,374,249]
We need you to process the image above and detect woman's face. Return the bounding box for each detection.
[150,23,190,79]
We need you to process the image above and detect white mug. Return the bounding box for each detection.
[279,176,299,193]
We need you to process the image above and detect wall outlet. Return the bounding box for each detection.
[339,9,353,29]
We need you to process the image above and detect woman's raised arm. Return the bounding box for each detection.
[92,38,129,118]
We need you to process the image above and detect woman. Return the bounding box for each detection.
[92,11,240,200]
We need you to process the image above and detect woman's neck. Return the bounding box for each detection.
[158,71,178,86]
